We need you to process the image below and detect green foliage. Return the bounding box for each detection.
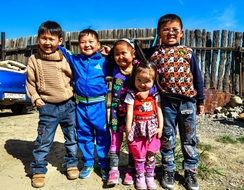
[197,162,225,179]
[174,140,184,170]
[198,142,225,179]
[169,139,224,179]
[197,143,212,152]
[236,136,244,143]
[216,135,244,144]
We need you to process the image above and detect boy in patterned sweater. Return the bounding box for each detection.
[149,14,204,190]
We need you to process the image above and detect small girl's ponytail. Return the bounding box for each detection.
[130,40,158,90]
[134,40,148,64]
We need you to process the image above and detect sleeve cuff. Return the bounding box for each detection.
[31,94,41,105]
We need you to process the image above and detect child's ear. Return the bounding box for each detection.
[180,30,184,38]
[132,49,136,58]
[158,37,162,45]
[98,42,101,50]
[58,37,63,45]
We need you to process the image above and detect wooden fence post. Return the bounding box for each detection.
[233,32,243,95]
[211,30,220,89]
[1,32,6,61]
[217,30,227,91]
[204,32,211,88]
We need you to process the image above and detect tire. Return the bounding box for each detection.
[11,104,28,115]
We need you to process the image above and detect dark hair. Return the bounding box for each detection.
[38,21,63,38]
[157,13,183,35]
[78,28,99,42]
[107,38,135,64]
[130,40,157,89]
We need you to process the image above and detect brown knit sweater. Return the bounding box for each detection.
[26,49,74,104]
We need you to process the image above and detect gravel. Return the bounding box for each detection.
[197,115,244,138]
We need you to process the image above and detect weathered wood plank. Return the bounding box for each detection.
[233,32,243,94]
[211,30,220,89]
[217,30,227,91]
[204,32,212,88]
[223,31,233,92]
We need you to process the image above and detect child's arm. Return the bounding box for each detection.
[26,57,42,107]
[99,45,111,56]
[124,92,134,139]
[190,53,204,105]
[58,45,74,65]
[156,97,163,139]
[125,103,134,138]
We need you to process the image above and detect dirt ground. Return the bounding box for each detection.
[0,110,243,190]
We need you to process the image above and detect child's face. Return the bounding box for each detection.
[38,32,62,54]
[79,34,100,56]
[158,20,183,46]
[114,43,135,68]
[135,68,155,92]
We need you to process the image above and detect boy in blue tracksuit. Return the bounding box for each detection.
[59,29,111,181]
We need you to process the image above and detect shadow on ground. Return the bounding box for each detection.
[213,118,244,128]
[4,139,67,177]
[0,111,34,118]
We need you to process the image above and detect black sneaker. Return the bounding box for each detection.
[184,170,199,190]
[101,168,109,181]
[161,170,175,190]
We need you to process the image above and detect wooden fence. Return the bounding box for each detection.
[0,28,243,96]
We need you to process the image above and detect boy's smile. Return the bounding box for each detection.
[79,34,100,56]
[38,32,62,54]
[159,21,183,46]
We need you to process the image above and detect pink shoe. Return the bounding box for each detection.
[146,175,157,190]
[107,169,119,185]
[135,173,147,190]
[123,170,134,185]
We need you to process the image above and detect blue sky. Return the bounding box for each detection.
[0,0,243,39]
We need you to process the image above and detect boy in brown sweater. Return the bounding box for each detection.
[26,21,79,188]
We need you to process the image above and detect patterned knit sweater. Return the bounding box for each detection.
[26,49,74,104]
[150,45,204,103]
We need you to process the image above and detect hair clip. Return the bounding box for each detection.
[118,38,135,48]
[133,59,140,66]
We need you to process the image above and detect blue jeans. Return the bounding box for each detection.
[31,98,78,174]
[160,97,199,171]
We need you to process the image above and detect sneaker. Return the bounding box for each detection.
[146,174,157,190]
[67,166,79,180]
[123,170,134,185]
[31,174,45,188]
[107,169,120,185]
[184,170,199,190]
[135,173,147,190]
[161,170,175,190]
[101,168,109,181]
[79,166,94,179]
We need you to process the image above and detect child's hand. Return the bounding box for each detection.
[136,91,149,101]
[197,105,205,115]
[125,130,130,141]
[157,128,162,139]
[35,98,45,108]
[99,45,111,56]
